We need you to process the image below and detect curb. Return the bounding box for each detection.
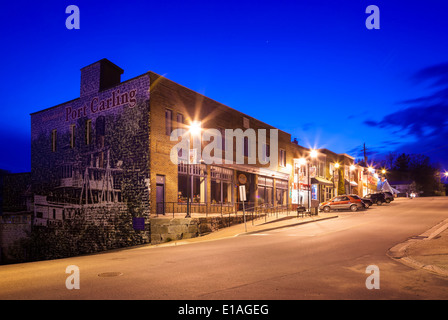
[240,215,339,236]
[387,218,448,278]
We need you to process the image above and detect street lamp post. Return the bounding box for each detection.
[185,121,201,218]
[309,149,318,214]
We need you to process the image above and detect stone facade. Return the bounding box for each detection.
[150,215,260,244]
[0,212,32,264]
[28,59,151,261]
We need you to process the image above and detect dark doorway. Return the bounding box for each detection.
[156,175,165,215]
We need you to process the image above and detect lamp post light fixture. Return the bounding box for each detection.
[185,120,202,218]
[189,120,202,137]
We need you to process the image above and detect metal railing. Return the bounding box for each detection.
[155,201,317,220]
[155,201,235,218]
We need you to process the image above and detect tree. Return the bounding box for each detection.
[337,168,345,195]
[387,152,443,196]
[393,153,411,172]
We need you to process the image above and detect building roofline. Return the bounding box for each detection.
[80,58,124,73]
[30,72,150,116]
[338,153,355,160]
[148,71,292,137]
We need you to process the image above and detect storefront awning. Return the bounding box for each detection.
[345,179,358,186]
[311,177,333,186]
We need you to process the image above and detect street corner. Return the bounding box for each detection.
[405,228,448,277]
[388,219,448,278]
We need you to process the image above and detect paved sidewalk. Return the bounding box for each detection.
[150,212,339,247]
[388,218,448,278]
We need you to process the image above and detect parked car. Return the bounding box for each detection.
[364,193,386,205]
[380,191,394,203]
[349,194,372,208]
[319,195,365,212]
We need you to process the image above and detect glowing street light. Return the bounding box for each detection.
[189,120,202,137]
[185,120,202,218]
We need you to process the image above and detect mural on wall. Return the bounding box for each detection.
[23,74,151,261]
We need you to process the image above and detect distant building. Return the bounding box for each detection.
[388,180,417,197]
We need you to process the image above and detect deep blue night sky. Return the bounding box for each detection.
[1,0,448,173]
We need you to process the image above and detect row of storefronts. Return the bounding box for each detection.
[27,58,386,219]
[1,58,392,262]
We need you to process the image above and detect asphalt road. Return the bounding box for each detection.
[1,197,448,300]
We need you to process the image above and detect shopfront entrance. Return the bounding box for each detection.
[237,171,255,210]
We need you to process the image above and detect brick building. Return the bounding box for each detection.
[25,58,359,259]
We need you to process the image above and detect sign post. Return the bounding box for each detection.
[239,185,247,232]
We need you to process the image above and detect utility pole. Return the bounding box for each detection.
[363,143,367,164]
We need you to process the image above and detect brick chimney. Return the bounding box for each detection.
[80,59,124,97]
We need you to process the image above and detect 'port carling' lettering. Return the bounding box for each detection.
[65,88,137,122]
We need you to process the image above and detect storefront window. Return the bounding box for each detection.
[177,174,188,203]
[211,166,233,204]
[258,176,274,205]
[275,179,288,205]
[311,184,318,200]
[276,189,285,205]
[192,176,206,203]
[178,163,207,203]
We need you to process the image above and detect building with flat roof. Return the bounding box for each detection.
[28,58,359,256]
